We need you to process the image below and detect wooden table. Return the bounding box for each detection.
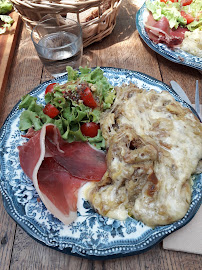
[0,1,201,269]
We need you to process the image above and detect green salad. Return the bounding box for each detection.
[146,0,202,31]
[0,0,13,34]
[19,66,116,149]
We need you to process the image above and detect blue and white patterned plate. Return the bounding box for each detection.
[136,2,202,71]
[0,67,201,259]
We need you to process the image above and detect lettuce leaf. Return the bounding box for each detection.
[187,20,202,31]
[19,67,115,150]
[146,0,185,29]
[0,1,13,34]
[66,66,116,107]
[183,0,202,19]
[0,0,12,14]
[66,66,78,81]
[88,130,106,149]
[146,0,202,31]
[0,14,13,34]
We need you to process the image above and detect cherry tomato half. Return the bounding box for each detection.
[43,103,60,118]
[181,0,193,6]
[79,87,97,109]
[80,122,99,137]
[160,0,167,3]
[45,83,57,95]
[180,11,194,24]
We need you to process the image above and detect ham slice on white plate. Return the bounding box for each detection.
[18,124,107,225]
[145,12,187,47]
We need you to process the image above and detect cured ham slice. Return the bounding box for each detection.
[21,127,38,139]
[45,130,107,181]
[145,13,187,47]
[18,124,107,225]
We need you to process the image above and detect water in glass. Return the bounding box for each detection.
[37,31,82,77]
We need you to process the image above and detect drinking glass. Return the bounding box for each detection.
[31,14,83,78]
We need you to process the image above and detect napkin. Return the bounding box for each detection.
[163,104,202,255]
[163,206,202,254]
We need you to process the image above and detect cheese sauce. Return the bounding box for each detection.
[87,84,202,227]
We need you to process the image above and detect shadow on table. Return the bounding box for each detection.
[88,0,139,50]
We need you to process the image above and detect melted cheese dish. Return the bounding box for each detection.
[180,29,202,58]
[87,84,202,227]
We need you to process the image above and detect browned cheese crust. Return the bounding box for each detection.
[87,83,202,227]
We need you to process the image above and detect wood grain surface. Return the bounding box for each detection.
[0,1,202,270]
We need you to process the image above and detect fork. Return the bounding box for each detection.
[195,80,201,119]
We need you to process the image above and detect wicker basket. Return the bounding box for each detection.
[11,0,122,47]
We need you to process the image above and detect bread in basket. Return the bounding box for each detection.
[11,0,123,47]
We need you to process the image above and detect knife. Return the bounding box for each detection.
[195,80,200,116]
[170,80,192,106]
